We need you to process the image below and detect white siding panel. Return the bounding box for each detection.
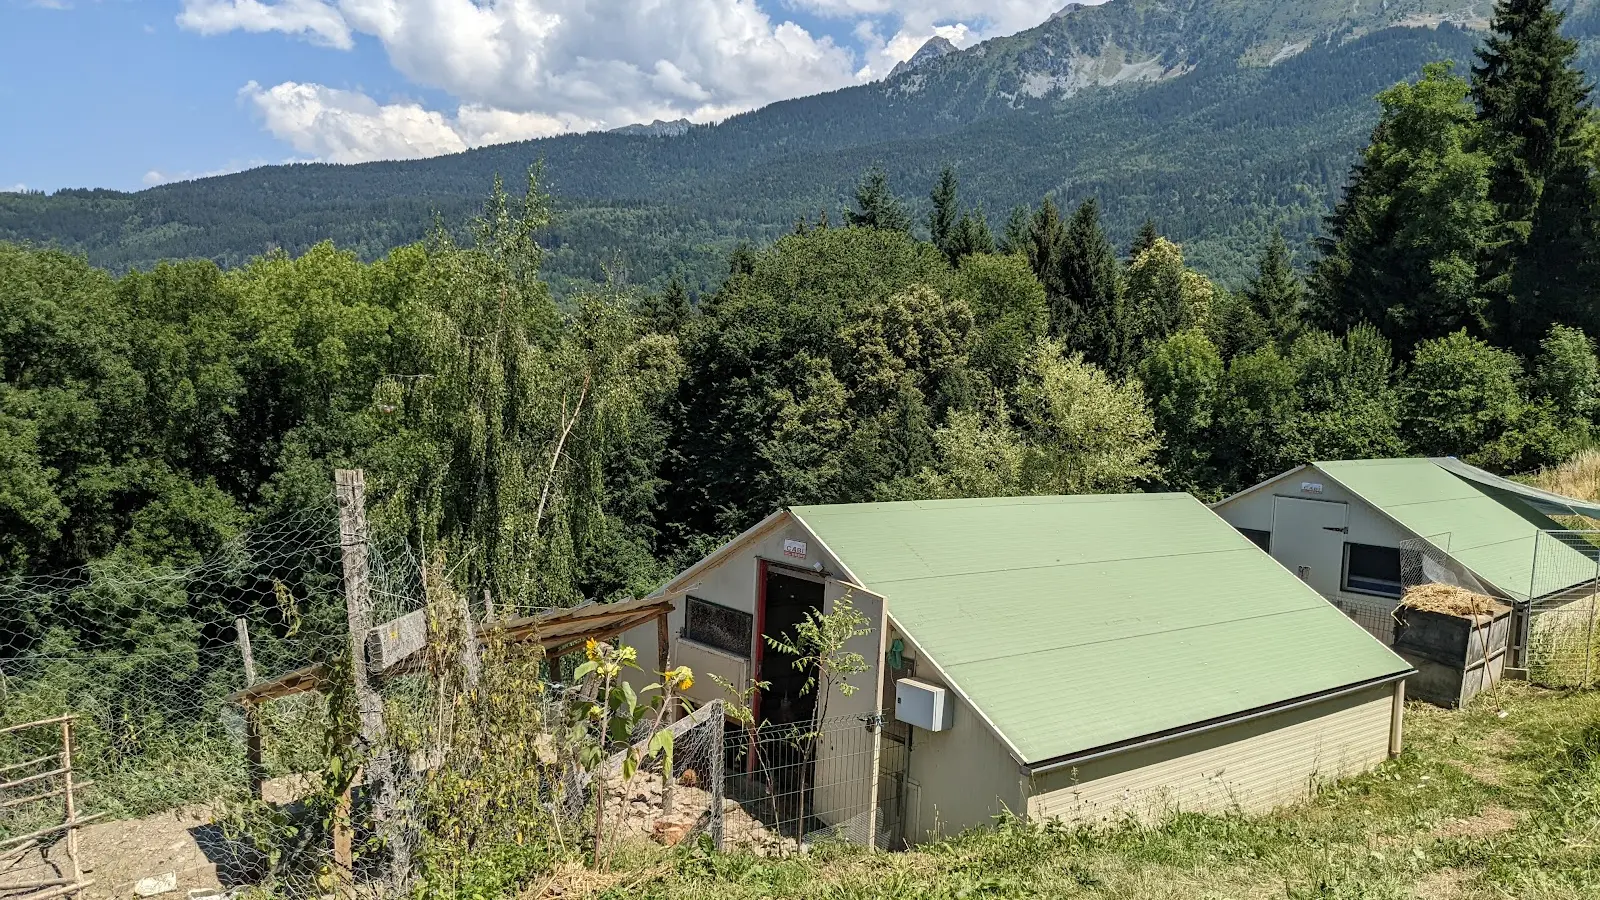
[1027,686,1393,824]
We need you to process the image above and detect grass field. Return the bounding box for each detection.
[561,683,1600,899]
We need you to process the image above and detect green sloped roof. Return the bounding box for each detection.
[1314,459,1595,600]
[790,494,1410,766]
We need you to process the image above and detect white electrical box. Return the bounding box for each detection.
[895,677,953,731]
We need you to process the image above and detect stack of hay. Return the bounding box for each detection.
[1400,583,1507,620]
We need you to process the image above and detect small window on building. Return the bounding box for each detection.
[1344,543,1402,597]
[683,596,753,658]
[1237,527,1271,552]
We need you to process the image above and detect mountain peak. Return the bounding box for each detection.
[610,118,692,137]
[889,36,959,79]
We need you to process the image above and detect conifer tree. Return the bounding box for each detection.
[643,276,694,335]
[1243,230,1304,344]
[846,167,913,232]
[1473,0,1598,348]
[1057,199,1125,370]
[929,166,960,257]
[1308,62,1494,352]
[947,208,996,262]
[999,205,1032,255]
[1023,198,1067,295]
[1130,218,1160,258]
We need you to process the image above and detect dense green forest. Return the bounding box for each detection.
[18,0,1600,295]
[5,0,1599,591]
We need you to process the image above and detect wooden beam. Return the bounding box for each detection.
[0,814,105,849]
[0,755,57,776]
[0,715,77,736]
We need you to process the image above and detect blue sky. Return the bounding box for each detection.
[1,1,1072,192]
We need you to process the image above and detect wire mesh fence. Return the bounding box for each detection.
[2,472,902,898]
[721,713,908,853]
[1525,531,1600,688]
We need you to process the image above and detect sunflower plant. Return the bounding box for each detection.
[568,638,694,867]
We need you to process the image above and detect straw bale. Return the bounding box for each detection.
[1400,583,1507,618]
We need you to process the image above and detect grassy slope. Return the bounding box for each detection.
[586,683,1600,899]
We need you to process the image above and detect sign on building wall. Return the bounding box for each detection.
[783,539,808,560]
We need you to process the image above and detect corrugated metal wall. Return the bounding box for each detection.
[1025,685,1394,824]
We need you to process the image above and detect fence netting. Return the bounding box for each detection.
[1526,530,1600,688]
[2,490,899,899]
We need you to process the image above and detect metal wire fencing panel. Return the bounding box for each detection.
[720,712,906,853]
[0,501,351,897]
[1526,531,1600,688]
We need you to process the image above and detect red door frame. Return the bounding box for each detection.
[750,559,770,727]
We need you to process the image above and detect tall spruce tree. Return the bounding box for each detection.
[1308,62,1494,352]
[1057,198,1125,370]
[1023,198,1067,295]
[1473,0,1597,348]
[947,208,996,261]
[1130,218,1160,258]
[999,205,1032,254]
[1243,230,1304,344]
[846,167,913,232]
[929,166,961,260]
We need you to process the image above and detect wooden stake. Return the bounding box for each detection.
[332,779,354,889]
[236,616,257,686]
[657,612,673,722]
[336,469,407,890]
[1389,680,1406,758]
[61,719,80,885]
[237,617,266,801]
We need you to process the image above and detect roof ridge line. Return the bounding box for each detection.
[868,544,1252,585]
[941,604,1337,669]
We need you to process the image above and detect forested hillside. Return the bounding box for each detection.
[11,0,1600,294]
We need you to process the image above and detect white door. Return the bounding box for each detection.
[1271,497,1349,598]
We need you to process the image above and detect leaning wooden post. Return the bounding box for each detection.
[237,617,265,801]
[336,469,408,890]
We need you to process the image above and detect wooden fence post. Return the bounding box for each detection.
[236,617,266,802]
[336,469,408,891]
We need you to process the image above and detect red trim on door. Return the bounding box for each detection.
[748,559,770,775]
[751,559,769,725]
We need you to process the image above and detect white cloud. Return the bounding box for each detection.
[2,183,29,193]
[853,21,975,82]
[178,0,353,48]
[239,81,589,163]
[181,2,857,128]
[180,1,1102,164]
[789,0,1072,36]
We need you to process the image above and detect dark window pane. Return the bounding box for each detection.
[1345,544,1402,597]
[1238,528,1271,552]
[684,596,752,658]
